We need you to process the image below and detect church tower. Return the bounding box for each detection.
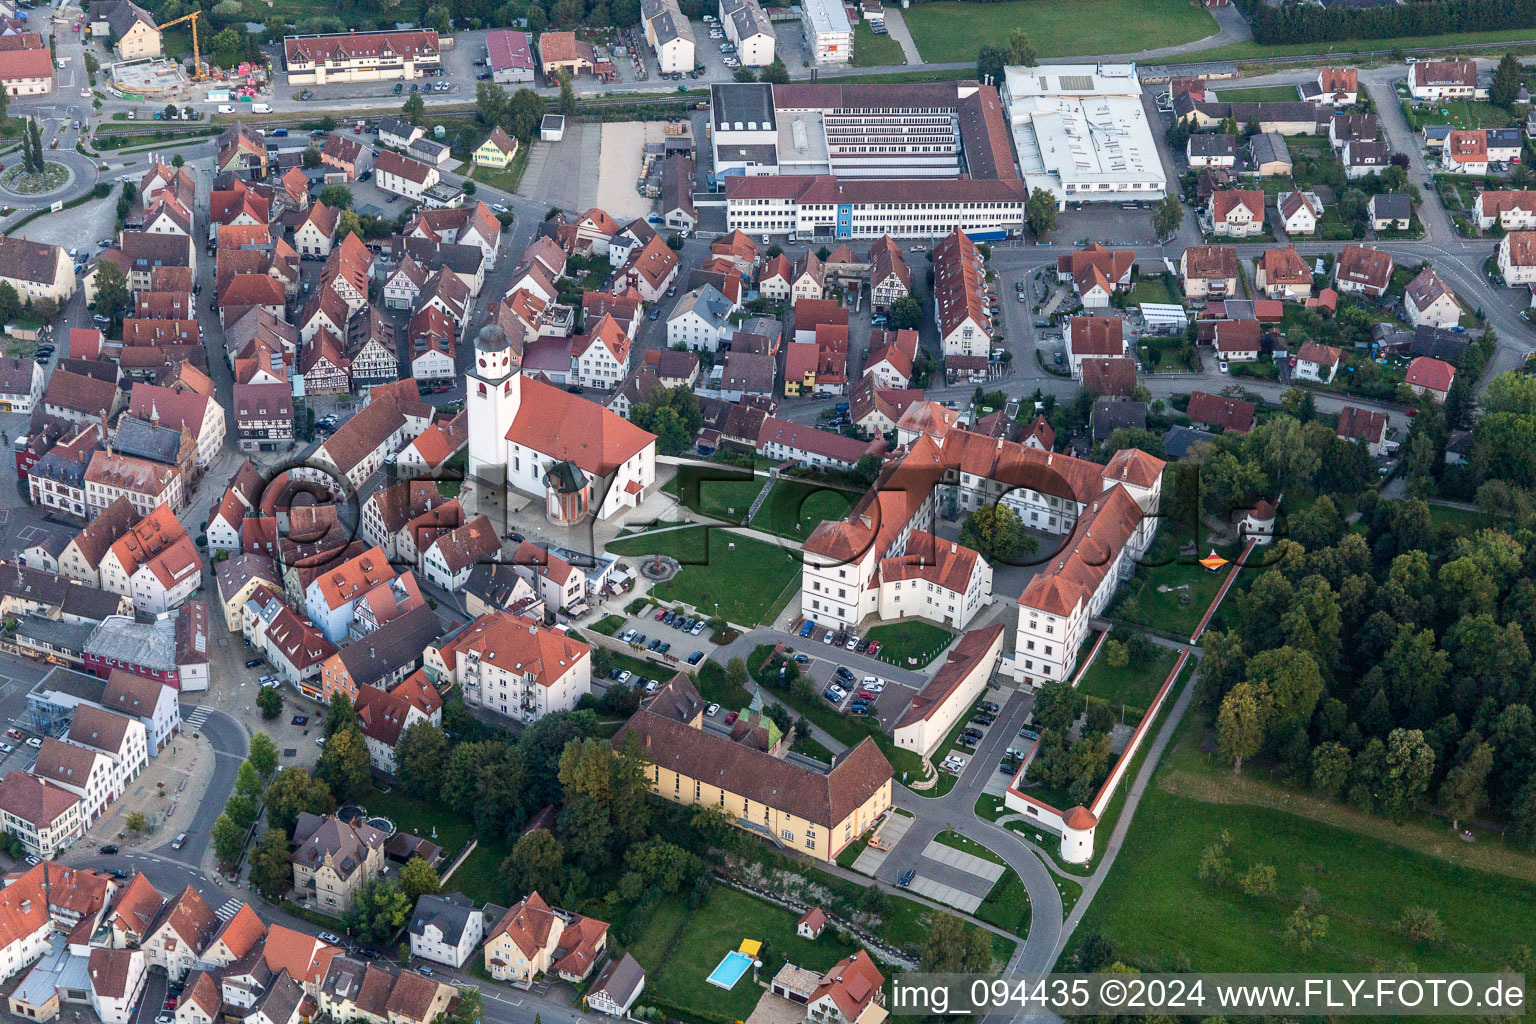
[466,323,521,488]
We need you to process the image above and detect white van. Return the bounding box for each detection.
[251,102,271,113]
[217,104,234,113]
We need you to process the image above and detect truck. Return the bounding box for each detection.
[251,102,272,113]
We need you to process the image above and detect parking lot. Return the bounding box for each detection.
[612,607,719,676]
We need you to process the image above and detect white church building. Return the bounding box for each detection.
[466,324,658,523]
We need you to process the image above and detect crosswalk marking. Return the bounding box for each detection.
[184,707,211,729]
[214,898,244,921]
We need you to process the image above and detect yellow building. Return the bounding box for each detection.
[615,676,893,863]
[474,127,519,169]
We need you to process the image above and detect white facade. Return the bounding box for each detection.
[801,0,851,63]
[409,899,485,968]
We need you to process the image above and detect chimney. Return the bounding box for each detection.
[1047,452,1053,465]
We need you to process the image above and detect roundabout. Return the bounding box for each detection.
[0,161,73,196]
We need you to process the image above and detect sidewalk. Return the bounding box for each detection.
[83,730,217,850]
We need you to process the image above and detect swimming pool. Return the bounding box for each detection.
[706,951,754,990]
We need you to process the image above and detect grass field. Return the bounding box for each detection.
[751,478,859,540]
[1123,276,1181,307]
[444,838,513,907]
[1195,28,1536,62]
[362,787,473,855]
[1109,536,1235,639]
[667,465,764,524]
[1074,639,1179,716]
[902,0,1217,62]
[608,527,801,625]
[468,144,532,195]
[865,620,954,668]
[1211,84,1302,103]
[1427,503,1497,534]
[853,18,907,66]
[1067,710,1536,979]
[646,886,859,1019]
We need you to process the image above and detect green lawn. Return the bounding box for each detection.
[361,787,473,856]
[1211,84,1302,103]
[792,732,835,763]
[1401,98,1516,132]
[934,831,1031,936]
[667,465,765,524]
[1066,710,1536,978]
[648,885,858,1020]
[608,527,801,626]
[1109,536,1236,639]
[1123,276,1180,307]
[443,838,513,907]
[468,143,532,195]
[1074,638,1179,716]
[1427,503,1497,534]
[590,614,627,636]
[853,18,907,66]
[866,620,954,668]
[902,0,1217,62]
[626,892,693,972]
[751,478,860,540]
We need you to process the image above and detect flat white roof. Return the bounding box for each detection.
[801,0,851,37]
[1002,63,1165,194]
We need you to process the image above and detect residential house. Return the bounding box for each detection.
[1254,246,1311,300]
[1408,60,1478,100]
[1369,193,1414,232]
[1187,133,1236,168]
[88,948,148,1024]
[1443,129,1489,174]
[509,540,587,614]
[1404,267,1461,329]
[354,672,443,774]
[667,284,735,351]
[0,236,75,305]
[87,0,161,58]
[932,228,990,358]
[1499,230,1536,286]
[1248,132,1292,177]
[1337,404,1388,456]
[423,611,592,725]
[1180,245,1238,299]
[1294,341,1343,383]
[758,253,792,301]
[863,328,918,389]
[294,202,339,259]
[320,135,375,181]
[421,517,501,591]
[374,151,440,203]
[1304,67,1359,106]
[586,953,645,1018]
[1213,319,1261,362]
[1065,317,1127,379]
[1334,245,1393,297]
[1055,243,1134,308]
[1210,189,1265,237]
[867,235,911,310]
[141,886,218,982]
[1343,140,1390,178]
[316,604,443,703]
[483,892,608,986]
[289,814,388,914]
[1186,390,1256,434]
[1276,191,1321,235]
[475,127,519,169]
[0,771,84,859]
[409,893,484,970]
[1407,356,1456,402]
[791,250,825,302]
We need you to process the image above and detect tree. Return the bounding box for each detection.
[433,987,482,1024]
[402,92,428,127]
[975,44,1006,87]
[125,810,148,832]
[171,154,185,168]
[1217,682,1271,774]
[1006,28,1037,67]
[887,294,922,330]
[733,67,758,82]
[316,725,370,802]
[317,184,354,210]
[395,723,449,801]
[1310,741,1352,797]
[325,693,359,737]
[1245,646,1324,734]
[236,761,263,801]
[1151,194,1184,240]
[346,878,412,943]
[0,80,9,125]
[1284,903,1328,952]
[509,88,547,141]
[1339,187,1368,226]
[92,259,130,323]
[853,452,882,484]
[1025,186,1057,240]
[1238,862,1277,896]
[248,827,293,899]
[959,503,1035,564]
[625,838,703,894]
[1380,727,1435,824]
[921,912,993,972]
[559,74,577,116]
[760,57,789,84]
[1103,639,1128,669]
[399,857,440,901]
[507,828,565,895]
[335,209,363,244]
[1395,905,1444,942]
[1438,740,1492,831]
[249,733,279,779]
[1491,53,1522,109]
[725,657,749,695]
[212,813,246,865]
[257,685,283,719]
[264,767,336,835]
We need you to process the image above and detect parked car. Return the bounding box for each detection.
[318,932,343,945]
[24,737,41,748]
[170,832,187,850]
[705,703,720,717]
[725,711,739,725]
[866,640,882,656]
[0,742,12,754]
[688,650,705,665]
[690,621,704,635]
[898,868,915,887]
[621,629,637,643]
[834,666,854,683]
[655,607,669,621]
[99,844,118,855]
[244,657,264,668]
[616,670,632,684]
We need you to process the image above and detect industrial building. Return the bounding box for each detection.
[1001,63,1166,207]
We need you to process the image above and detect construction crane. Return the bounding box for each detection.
[156,10,204,81]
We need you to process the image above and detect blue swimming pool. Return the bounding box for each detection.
[706,951,754,990]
